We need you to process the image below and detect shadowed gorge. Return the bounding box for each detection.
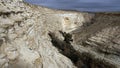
[48,31,116,68]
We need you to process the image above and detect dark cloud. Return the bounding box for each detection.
[24,0,120,12]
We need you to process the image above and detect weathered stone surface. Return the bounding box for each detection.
[0,0,120,68]
[72,13,120,68]
[0,0,91,68]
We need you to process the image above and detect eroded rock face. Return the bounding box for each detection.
[72,13,120,68]
[0,0,120,68]
[0,0,93,68]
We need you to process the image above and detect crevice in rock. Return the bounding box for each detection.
[0,11,23,17]
[0,39,3,46]
[48,31,117,68]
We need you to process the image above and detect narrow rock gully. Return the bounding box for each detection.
[48,31,116,68]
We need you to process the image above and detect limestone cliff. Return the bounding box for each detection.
[0,0,120,68]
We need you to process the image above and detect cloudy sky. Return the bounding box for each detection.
[24,0,120,12]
